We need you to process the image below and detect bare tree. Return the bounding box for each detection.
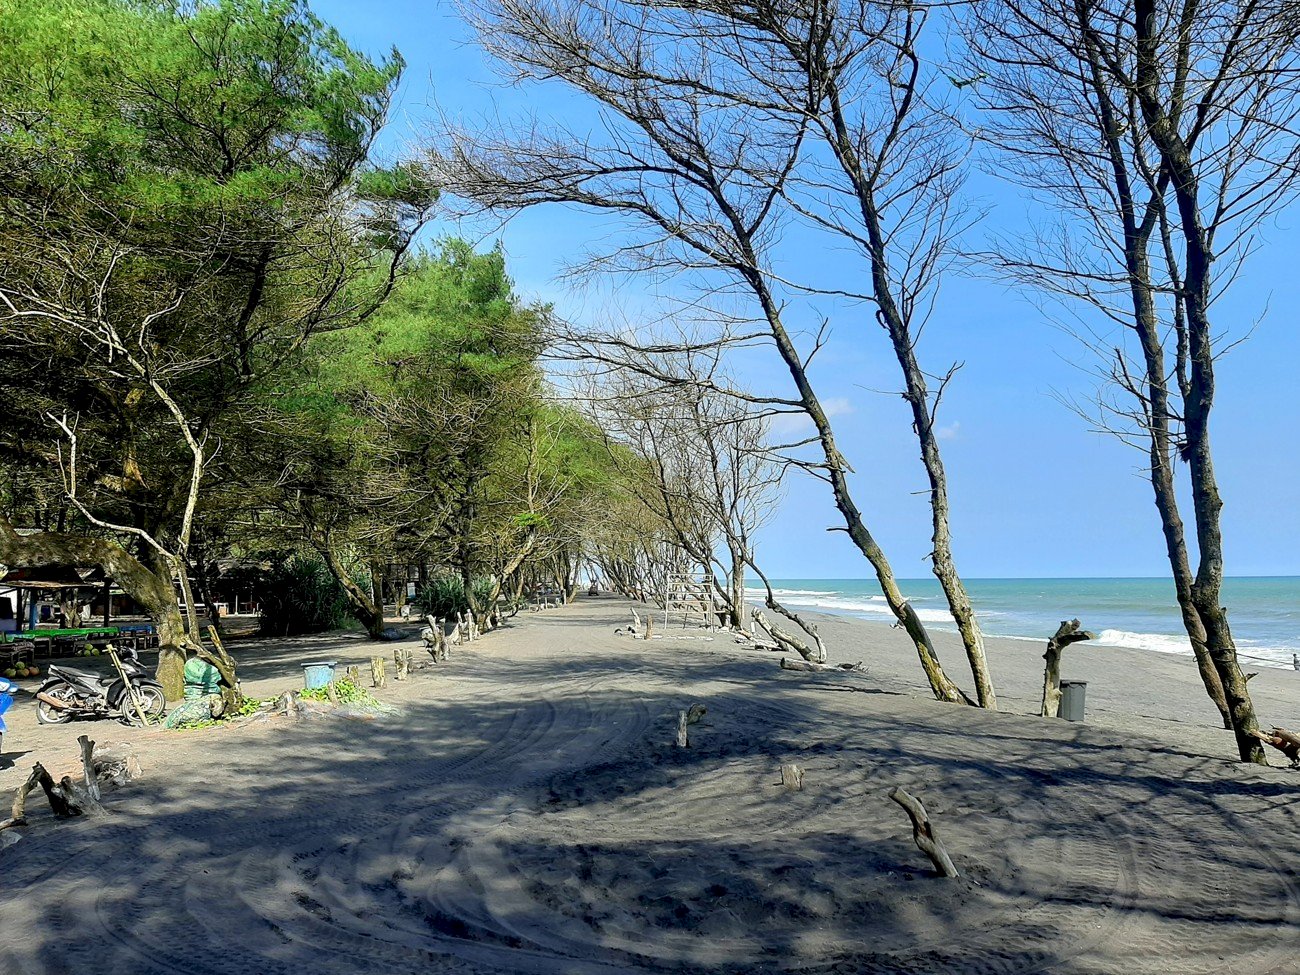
[432,0,985,704]
[966,0,1300,761]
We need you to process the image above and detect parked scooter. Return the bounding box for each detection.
[35,647,165,726]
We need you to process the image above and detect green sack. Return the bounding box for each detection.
[182,657,222,700]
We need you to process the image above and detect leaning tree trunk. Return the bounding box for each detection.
[1124,200,1232,728]
[191,547,224,641]
[0,517,191,699]
[483,528,539,623]
[1132,0,1264,766]
[744,276,971,705]
[312,535,386,639]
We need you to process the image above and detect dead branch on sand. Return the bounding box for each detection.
[1041,620,1094,718]
[889,787,959,878]
[1250,727,1300,766]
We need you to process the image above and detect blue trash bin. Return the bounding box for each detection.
[301,661,338,690]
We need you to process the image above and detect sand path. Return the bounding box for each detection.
[1,597,1298,974]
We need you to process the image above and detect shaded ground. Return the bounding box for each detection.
[0,597,1297,974]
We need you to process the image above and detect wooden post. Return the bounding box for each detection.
[675,703,707,748]
[370,655,386,688]
[107,646,152,726]
[780,764,805,791]
[888,787,959,878]
[394,649,411,680]
[345,665,360,685]
[1041,620,1095,718]
[644,615,654,641]
[325,681,340,706]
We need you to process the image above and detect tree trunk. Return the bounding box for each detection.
[1132,0,1265,765]
[312,534,385,639]
[0,517,190,699]
[728,549,746,631]
[191,547,223,641]
[748,281,970,705]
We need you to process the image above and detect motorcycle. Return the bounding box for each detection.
[35,647,166,726]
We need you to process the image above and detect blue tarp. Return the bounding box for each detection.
[0,676,15,733]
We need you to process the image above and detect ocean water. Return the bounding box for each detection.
[755,577,1300,670]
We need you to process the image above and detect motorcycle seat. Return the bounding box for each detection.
[53,665,106,684]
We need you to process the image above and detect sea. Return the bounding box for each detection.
[756,577,1300,670]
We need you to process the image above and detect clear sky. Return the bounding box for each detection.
[314,0,1300,580]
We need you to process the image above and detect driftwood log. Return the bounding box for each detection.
[753,608,827,663]
[780,763,805,791]
[45,734,108,818]
[888,787,959,878]
[675,703,708,748]
[1041,620,1095,718]
[0,766,42,833]
[779,658,863,673]
[1250,727,1300,766]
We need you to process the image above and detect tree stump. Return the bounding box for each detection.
[675,703,707,748]
[325,681,340,706]
[76,735,101,804]
[35,761,106,819]
[394,648,411,680]
[370,656,387,688]
[888,787,959,878]
[277,690,300,716]
[780,763,805,791]
[1041,620,1095,718]
[345,665,361,685]
[644,616,654,641]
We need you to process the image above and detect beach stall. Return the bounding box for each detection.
[0,565,156,661]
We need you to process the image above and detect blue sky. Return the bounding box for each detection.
[316,0,1300,580]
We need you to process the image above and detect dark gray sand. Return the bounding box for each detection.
[1,597,1297,974]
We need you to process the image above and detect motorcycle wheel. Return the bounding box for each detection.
[120,685,166,726]
[36,682,77,725]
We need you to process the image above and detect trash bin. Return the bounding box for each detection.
[301,660,338,690]
[1059,680,1087,722]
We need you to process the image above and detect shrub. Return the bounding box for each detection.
[258,554,354,636]
[415,573,496,618]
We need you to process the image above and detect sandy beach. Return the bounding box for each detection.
[1,597,1297,974]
